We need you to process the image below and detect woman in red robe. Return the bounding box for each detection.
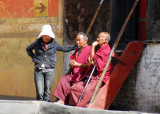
[69,32,114,107]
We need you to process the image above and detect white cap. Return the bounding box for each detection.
[38,25,55,39]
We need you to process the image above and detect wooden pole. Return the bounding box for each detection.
[89,0,139,104]
[76,0,104,105]
[86,0,104,35]
[77,65,96,105]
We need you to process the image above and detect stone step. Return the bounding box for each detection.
[0,100,154,114]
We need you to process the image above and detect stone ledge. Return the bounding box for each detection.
[0,100,156,114]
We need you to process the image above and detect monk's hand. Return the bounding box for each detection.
[91,60,95,65]
[92,41,98,47]
[69,60,75,68]
[69,60,80,68]
[88,57,95,66]
[111,52,115,57]
[72,60,80,67]
[88,57,91,62]
[89,60,95,65]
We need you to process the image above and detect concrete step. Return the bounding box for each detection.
[0,100,155,114]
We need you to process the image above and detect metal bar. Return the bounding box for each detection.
[77,65,96,106]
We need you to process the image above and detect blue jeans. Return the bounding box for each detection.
[34,68,55,101]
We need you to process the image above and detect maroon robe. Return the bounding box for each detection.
[69,44,114,107]
[53,45,91,102]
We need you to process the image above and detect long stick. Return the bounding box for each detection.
[86,0,104,35]
[77,65,96,105]
[89,0,139,104]
[76,0,104,105]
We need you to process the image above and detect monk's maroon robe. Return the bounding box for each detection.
[53,45,91,102]
[69,44,114,107]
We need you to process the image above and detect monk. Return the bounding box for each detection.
[69,32,114,107]
[53,32,91,104]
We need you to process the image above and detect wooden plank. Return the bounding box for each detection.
[88,41,144,109]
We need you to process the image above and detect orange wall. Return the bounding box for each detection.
[0,0,58,17]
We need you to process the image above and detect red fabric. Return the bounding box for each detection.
[42,43,48,51]
[53,45,91,102]
[69,44,114,107]
[70,48,78,60]
[70,45,91,82]
[94,44,114,84]
[53,75,71,101]
[69,74,99,107]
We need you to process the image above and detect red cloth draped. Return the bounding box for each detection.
[70,45,91,82]
[94,44,114,84]
[53,45,91,102]
[69,44,114,107]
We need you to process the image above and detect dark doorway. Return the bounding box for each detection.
[110,0,139,50]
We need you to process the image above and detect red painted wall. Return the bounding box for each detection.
[0,0,58,17]
[138,0,147,40]
[48,0,59,17]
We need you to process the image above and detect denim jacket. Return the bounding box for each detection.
[26,38,77,69]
